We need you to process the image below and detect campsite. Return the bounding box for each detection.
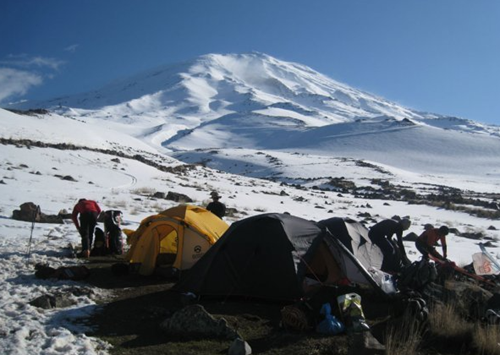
[0,101,500,354]
[5,191,500,355]
[47,209,500,355]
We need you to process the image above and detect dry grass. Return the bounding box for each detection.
[428,302,473,339]
[108,199,128,209]
[426,300,500,354]
[131,186,156,195]
[473,324,500,355]
[385,312,424,355]
[385,299,500,355]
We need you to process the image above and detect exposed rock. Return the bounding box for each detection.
[12,202,40,222]
[12,202,66,224]
[461,232,484,240]
[403,232,419,242]
[153,191,166,199]
[166,191,193,203]
[29,293,76,309]
[160,304,240,340]
[62,175,77,181]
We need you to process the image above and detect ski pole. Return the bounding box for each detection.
[26,205,40,259]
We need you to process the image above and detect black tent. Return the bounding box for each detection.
[174,213,386,301]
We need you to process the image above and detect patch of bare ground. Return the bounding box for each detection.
[82,257,496,355]
[83,257,349,354]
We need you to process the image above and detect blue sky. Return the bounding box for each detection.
[1,0,499,125]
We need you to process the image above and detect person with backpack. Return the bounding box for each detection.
[415,225,449,261]
[368,218,411,273]
[104,210,124,255]
[206,191,226,219]
[71,198,101,258]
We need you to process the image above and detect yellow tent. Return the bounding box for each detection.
[126,205,229,275]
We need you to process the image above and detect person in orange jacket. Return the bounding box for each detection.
[72,198,101,258]
[415,225,449,261]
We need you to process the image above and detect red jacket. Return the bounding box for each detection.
[72,200,101,228]
[418,228,447,248]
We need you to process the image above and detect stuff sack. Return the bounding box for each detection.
[337,293,369,332]
[90,227,109,256]
[315,303,345,335]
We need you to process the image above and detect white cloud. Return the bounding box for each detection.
[29,56,65,70]
[0,55,65,71]
[0,54,66,103]
[0,68,43,103]
[64,44,79,53]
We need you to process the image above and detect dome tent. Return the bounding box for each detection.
[126,205,229,276]
[173,213,386,301]
[318,217,384,272]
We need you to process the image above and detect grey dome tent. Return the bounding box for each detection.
[318,217,384,272]
[173,213,387,301]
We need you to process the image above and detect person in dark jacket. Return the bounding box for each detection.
[206,191,226,219]
[368,218,411,273]
[72,198,101,258]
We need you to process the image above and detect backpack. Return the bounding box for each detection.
[104,210,124,255]
[397,258,437,291]
[90,227,109,256]
[104,210,122,232]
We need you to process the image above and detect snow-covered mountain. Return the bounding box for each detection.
[7,52,500,180]
[2,53,500,354]
[15,52,428,123]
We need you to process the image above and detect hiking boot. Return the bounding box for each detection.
[78,250,90,258]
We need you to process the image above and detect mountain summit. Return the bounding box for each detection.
[28,52,426,125]
[9,52,500,177]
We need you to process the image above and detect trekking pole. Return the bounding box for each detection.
[26,205,40,260]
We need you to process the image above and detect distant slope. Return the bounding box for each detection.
[167,115,500,178]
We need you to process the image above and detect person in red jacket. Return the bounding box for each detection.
[72,199,101,258]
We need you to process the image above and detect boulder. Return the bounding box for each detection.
[12,202,65,224]
[166,191,193,202]
[12,202,40,222]
[29,293,76,309]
